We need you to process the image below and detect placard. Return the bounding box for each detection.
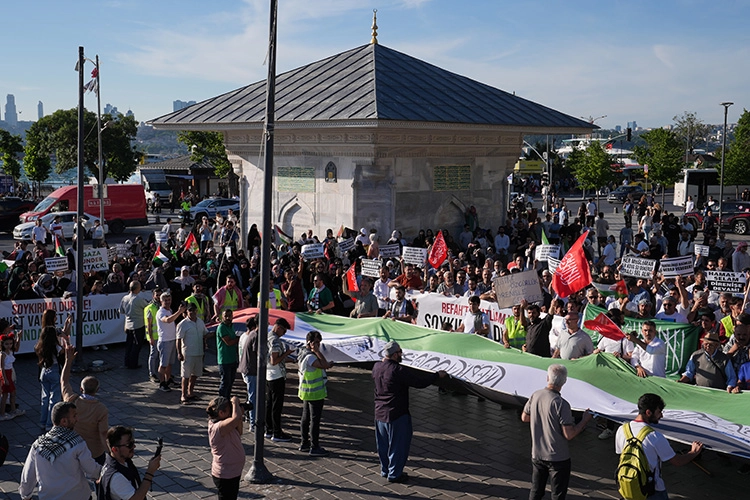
[402,246,427,266]
[338,237,355,254]
[82,248,109,272]
[301,243,325,260]
[115,243,130,256]
[155,231,168,243]
[694,244,709,257]
[493,270,544,309]
[536,244,559,261]
[379,244,401,258]
[225,245,233,257]
[620,255,657,279]
[44,256,69,272]
[107,247,117,262]
[705,270,747,294]
[361,259,382,278]
[548,256,560,275]
[659,255,694,277]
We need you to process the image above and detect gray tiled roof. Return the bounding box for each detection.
[150,43,595,130]
[139,155,214,171]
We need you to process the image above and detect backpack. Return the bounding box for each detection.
[616,423,656,500]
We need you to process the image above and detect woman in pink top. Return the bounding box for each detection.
[206,396,245,500]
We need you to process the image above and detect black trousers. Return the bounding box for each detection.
[529,458,571,500]
[212,475,240,500]
[300,399,324,447]
[124,326,145,368]
[266,377,286,436]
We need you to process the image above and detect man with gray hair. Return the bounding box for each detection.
[373,341,447,483]
[522,364,593,500]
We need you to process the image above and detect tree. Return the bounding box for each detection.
[0,130,24,182]
[177,131,234,195]
[724,108,750,199]
[673,111,711,156]
[24,108,139,181]
[23,126,53,197]
[633,128,684,204]
[565,141,616,207]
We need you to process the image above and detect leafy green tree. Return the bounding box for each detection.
[0,130,24,182]
[633,128,684,204]
[673,111,711,156]
[177,130,232,179]
[23,126,53,196]
[724,108,750,199]
[24,108,139,181]
[565,141,615,207]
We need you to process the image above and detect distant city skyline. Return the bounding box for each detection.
[0,1,747,130]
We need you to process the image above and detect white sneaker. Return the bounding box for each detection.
[0,413,12,421]
[12,408,25,417]
[101,345,108,351]
[598,428,615,440]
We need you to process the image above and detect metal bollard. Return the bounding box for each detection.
[613,207,618,213]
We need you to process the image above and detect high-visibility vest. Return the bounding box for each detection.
[257,288,282,309]
[721,315,735,339]
[186,295,210,322]
[298,353,327,401]
[144,302,160,341]
[223,289,239,311]
[504,317,526,348]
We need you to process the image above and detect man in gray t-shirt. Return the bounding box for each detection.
[522,364,592,500]
[554,312,594,360]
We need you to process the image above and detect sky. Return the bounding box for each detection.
[1,0,748,130]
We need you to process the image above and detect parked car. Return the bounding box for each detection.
[187,198,240,222]
[0,197,36,233]
[13,211,108,242]
[607,185,645,203]
[684,201,750,235]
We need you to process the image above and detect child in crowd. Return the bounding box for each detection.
[0,321,24,420]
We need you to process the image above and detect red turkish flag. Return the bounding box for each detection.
[345,263,359,292]
[551,231,592,298]
[428,230,448,268]
[584,312,625,341]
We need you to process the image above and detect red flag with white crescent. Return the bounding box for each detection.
[583,312,625,341]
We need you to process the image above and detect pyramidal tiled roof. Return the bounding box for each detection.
[150,43,595,130]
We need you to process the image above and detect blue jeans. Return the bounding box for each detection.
[241,373,257,425]
[375,414,412,480]
[39,367,61,429]
[218,362,238,398]
[148,343,159,377]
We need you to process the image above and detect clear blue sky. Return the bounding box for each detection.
[2,0,748,129]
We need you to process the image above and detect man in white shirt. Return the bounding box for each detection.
[453,296,489,337]
[156,292,186,393]
[626,321,667,378]
[373,266,391,316]
[586,198,597,226]
[20,401,102,500]
[31,218,49,246]
[655,295,688,324]
[615,393,703,498]
[494,226,510,257]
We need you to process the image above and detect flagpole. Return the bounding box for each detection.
[74,47,86,370]
[246,0,276,484]
[95,55,104,226]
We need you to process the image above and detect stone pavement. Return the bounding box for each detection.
[0,342,745,499]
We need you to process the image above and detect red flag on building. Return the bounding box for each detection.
[584,312,626,341]
[428,230,448,269]
[551,231,592,298]
[345,263,359,292]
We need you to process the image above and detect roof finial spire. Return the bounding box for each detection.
[370,9,378,45]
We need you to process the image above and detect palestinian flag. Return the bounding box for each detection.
[184,231,200,256]
[153,245,170,265]
[224,307,750,458]
[592,279,628,299]
[274,225,292,245]
[541,227,550,245]
[54,235,65,257]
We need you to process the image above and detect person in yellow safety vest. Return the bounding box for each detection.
[144,287,163,383]
[186,282,213,324]
[212,276,244,320]
[258,282,284,310]
[503,301,528,349]
[719,296,744,340]
[297,330,334,457]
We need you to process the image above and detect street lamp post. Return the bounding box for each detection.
[719,102,733,222]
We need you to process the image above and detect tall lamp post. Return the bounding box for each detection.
[719,102,733,222]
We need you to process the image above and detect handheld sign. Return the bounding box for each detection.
[402,247,427,267]
[548,256,560,275]
[705,270,746,295]
[361,259,382,278]
[379,244,400,258]
[493,270,544,309]
[536,244,560,261]
[79,248,109,273]
[694,244,709,257]
[337,237,355,254]
[155,231,168,243]
[620,255,657,279]
[107,247,117,262]
[45,256,69,273]
[659,256,694,277]
[301,243,325,261]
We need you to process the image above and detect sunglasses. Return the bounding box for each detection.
[115,440,135,450]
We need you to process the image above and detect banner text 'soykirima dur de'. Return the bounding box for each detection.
[225,306,750,458]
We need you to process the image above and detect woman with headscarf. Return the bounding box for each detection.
[144,266,169,291]
[102,272,127,294]
[7,267,26,297]
[32,273,56,298]
[247,224,261,253]
[13,279,39,300]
